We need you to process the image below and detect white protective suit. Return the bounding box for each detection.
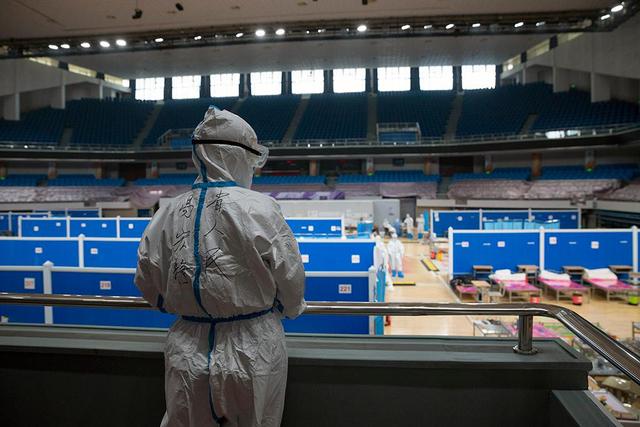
[403,214,414,239]
[373,234,393,287]
[387,232,405,278]
[135,108,306,427]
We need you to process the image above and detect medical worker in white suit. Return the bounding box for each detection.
[387,231,405,278]
[135,108,306,427]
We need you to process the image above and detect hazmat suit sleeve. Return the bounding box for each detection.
[135,207,170,312]
[250,201,306,319]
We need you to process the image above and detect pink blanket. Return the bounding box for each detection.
[500,280,539,292]
[507,323,560,338]
[539,278,587,291]
[586,278,633,291]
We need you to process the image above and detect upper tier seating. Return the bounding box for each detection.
[294,93,368,140]
[66,98,154,146]
[47,174,125,187]
[456,83,553,137]
[236,95,300,142]
[524,180,620,201]
[452,168,531,181]
[0,187,125,203]
[532,90,640,131]
[0,107,65,144]
[336,171,439,198]
[144,97,237,146]
[377,91,455,138]
[0,174,46,186]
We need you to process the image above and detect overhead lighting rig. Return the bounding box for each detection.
[2,1,638,60]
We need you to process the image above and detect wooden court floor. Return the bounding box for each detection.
[384,240,639,339]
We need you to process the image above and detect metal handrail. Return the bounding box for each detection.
[0,293,638,385]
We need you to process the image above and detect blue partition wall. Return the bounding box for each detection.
[543,231,633,271]
[11,213,48,234]
[286,218,343,237]
[297,240,374,271]
[51,271,174,328]
[20,218,67,237]
[0,239,79,266]
[283,276,370,334]
[531,211,580,229]
[119,218,150,238]
[432,211,481,237]
[0,270,45,323]
[70,219,118,237]
[451,231,540,276]
[84,240,139,268]
[0,214,9,233]
[433,209,580,236]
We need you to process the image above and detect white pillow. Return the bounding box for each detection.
[583,268,617,280]
[539,270,570,281]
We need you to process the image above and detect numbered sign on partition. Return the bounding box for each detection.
[338,284,352,295]
[24,278,36,290]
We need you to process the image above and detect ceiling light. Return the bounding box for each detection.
[305,30,310,34]
[115,39,127,47]
[600,14,611,20]
[536,21,546,27]
[611,4,624,12]
[99,40,110,48]
[472,23,481,28]
[514,21,524,28]
[235,32,244,38]
[275,28,285,36]
[48,44,59,50]
[445,23,455,29]
[401,24,410,30]
[80,42,91,48]
[423,24,432,29]
[317,28,325,33]
[60,43,70,49]
[255,29,266,37]
[193,35,202,40]
[154,37,164,43]
[357,24,367,32]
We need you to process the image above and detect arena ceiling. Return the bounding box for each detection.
[1,0,617,40]
[56,34,549,78]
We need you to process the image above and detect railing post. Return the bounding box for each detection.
[514,314,537,355]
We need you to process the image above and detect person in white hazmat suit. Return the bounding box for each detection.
[135,108,306,427]
[387,232,405,278]
[373,234,393,288]
[403,214,414,240]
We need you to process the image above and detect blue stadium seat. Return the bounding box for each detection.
[144,97,237,146]
[337,170,440,183]
[538,164,637,180]
[66,98,155,146]
[452,168,531,181]
[0,107,65,144]
[134,173,197,186]
[377,91,455,138]
[47,174,125,187]
[294,93,368,140]
[0,174,46,186]
[236,95,300,142]
[252,175,325,185]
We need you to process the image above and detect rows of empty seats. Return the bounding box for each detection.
[237,95,300,142]
[377,91,454,138]
[539,165,637,180]
[532,90,640,131]
[294,93,368,140]
[65,98,155,146]
[47,174,125,187]
[338,170,440,183]
[448,180,532,200]
[0,174,46,186]
[144,98,237,146]
[0,108,65,144]
[452,168,531,181]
